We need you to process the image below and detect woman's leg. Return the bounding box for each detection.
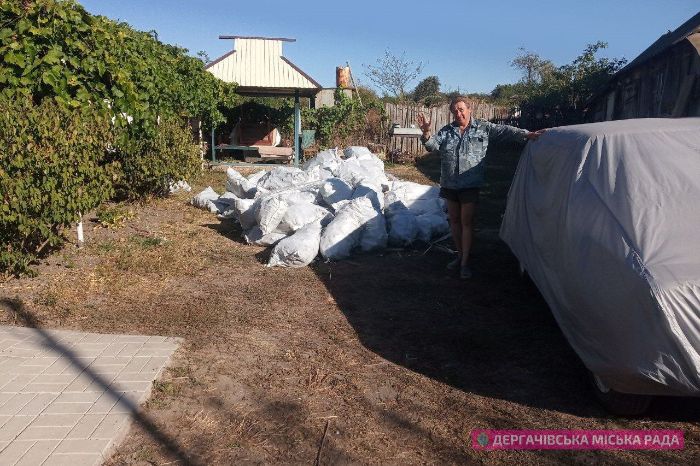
[446,199,462,260]
[460,201,477,267]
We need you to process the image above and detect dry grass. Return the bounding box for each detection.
[2,154,699,465]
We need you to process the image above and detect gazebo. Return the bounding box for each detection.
[205,36,322,165]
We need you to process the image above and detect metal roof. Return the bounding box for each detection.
[585,11,700,109]
[617,10,700,74]
[218,35,295,42]
[205,37,321,97]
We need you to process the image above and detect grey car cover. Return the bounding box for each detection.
[500,118,700,396]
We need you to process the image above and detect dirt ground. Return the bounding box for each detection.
[2,147,699,465]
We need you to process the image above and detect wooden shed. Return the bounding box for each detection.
[587,11,700,121]
[205,36,321,164]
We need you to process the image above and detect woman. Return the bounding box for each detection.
[418,97,544,279]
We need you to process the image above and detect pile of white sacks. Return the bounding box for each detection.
[190,147,449,268]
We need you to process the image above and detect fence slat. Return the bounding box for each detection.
[384,101,513,155]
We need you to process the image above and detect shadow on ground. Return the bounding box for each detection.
[201,146,700,421]
[311,146,700,420]
[0,298,200,466]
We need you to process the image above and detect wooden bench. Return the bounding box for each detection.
[245,146,293,164]
[214,144,293,164]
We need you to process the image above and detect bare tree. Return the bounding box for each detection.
[363,50,424,100]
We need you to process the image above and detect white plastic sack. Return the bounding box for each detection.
[235,198,258,230]
[209,200,228,215]
[320,178,353,208]
[390,180,440,203]
[320,197,377,260]
[415,212,450,243]
[191,187,220,212]
[267,221,323,268]
[247,170,267,185]
[406,198,445,216]
[169,180,192,194]
[337,157,377,187]
[384,191,403,212]
[256,195,289,235]
[226,167,256,198]
[343,146,373,158]
[385,199,419,247]
[217,191,239,206]
[257,167,308,192]
[330,199,350,213]
[320,168,335,181]
[253,186,270,198]
[385,189,443,215]
[302,148,342,175]
[354,152,385,173]
[303,165,327,183]
[218,208,237,220]
[341,148,389,189]
[277,203,333,234]
[351,182,384,211]
[387,213,419,246]
[359,204,388,252]
[244,226,288,246]
[217,194,242,219]
[284,189,319,206]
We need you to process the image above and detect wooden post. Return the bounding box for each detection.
[76,212,84,248]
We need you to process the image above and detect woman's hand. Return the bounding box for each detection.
[526,129,546,140]
[417,112,431,138]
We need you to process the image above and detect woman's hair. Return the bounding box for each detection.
[449,96,473,112]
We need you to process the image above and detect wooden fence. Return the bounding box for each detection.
[384,101,517,155]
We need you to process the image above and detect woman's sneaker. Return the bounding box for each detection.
[460,265,473,279]
[446,256,461,270]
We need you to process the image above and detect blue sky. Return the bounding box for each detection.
[78,1,699,95]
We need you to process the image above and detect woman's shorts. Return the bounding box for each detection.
[439,187,480,204]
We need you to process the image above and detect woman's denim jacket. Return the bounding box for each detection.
[422,119,528,189]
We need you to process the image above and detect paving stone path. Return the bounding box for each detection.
[0,325,181,466]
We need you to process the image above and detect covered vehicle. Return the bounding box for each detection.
[500,118,700,413]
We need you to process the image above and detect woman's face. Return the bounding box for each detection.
[452,101,471,127]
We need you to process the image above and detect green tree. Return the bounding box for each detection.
[494,42,626,126]
[355,85,381,106]
[411,75,441,104]
[0,0,238,128]
[511,47,555,85]
[0,0,241,274]
[0,96,115,276]
[559,41,627,110]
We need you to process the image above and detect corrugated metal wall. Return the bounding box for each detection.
[207,39,317,89]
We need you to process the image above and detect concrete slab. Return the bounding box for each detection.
[0,326,181,466]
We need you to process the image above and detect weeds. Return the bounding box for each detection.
[134,236,167,248]
[33,292,58,307]
[96,205,136,229]
[60,253,76,269]
[96,240,118,253]
[168,365,200,385]
[147,380,180,409]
